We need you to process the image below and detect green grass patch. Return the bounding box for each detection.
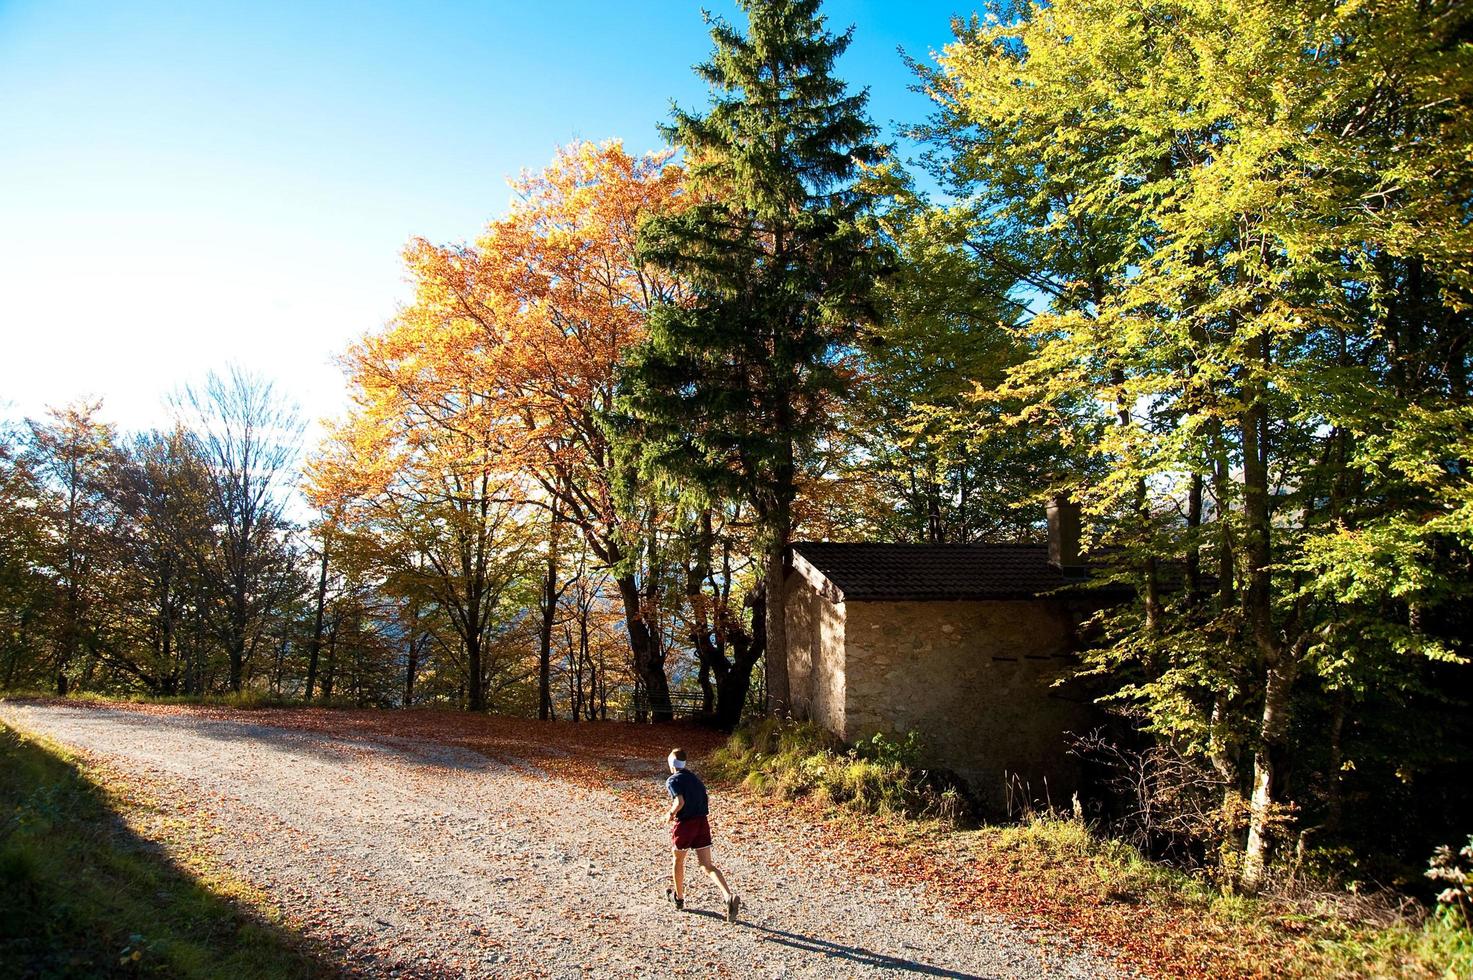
[706,718,972,824]
[0,689,309,710]
[986,813,1206,906]
[0,722,333,979]
[972,814,1473,978]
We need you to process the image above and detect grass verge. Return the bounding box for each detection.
[970,814,1472,977]
[0,721,333,979]
[1,688,310,710]
[707,717,972,824]
[710,719,1473,979]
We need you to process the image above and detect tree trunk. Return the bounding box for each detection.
[715,587,765,731]
[404,612,419,709]
[577,610,591,721]
[1239,382,1294,894]
[1242,652,1298,892]
[1209,697,1245,887]
[1186,472,1203,602]
[713,671,748,730]
[682,510,760,730]
[568,627,582,722]
[271,635,287,695]
[698,662,714,716]
[615,572,671,721]
[4,623,22,689]
[926,462,944,544]
[537,540,559,721]
[305,536,330,701]
[160,573,176,691]
[763,543,790,716]
[183,606,201,695]
[57,579,77,696]
[1323,688,1348,835]
[228,636,245,694]
[1210,419,1236,610]
[598,651,609,720]
[321,621,338,702]
[466,633,484,712]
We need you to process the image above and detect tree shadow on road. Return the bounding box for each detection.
[71,707,520,775]
[683,908,997,978]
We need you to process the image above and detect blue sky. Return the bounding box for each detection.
[0,0,969,436]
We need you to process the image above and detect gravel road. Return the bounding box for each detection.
[1,702,1123,979]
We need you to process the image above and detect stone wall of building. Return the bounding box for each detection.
[841,599,1096,811]
[783,574,847,732]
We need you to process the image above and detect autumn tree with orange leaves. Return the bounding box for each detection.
[475,142,691,721]
[308,256,544,713]
[314,141,698,718]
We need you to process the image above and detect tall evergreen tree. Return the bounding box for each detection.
[620,0,884,713]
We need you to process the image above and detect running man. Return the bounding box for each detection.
[662,747,740,922]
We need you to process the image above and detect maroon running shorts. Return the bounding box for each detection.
[671,815,713,850]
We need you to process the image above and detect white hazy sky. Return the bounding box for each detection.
[0,0,961,445]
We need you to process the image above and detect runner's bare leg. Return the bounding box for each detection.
[671,847,687,901]
[695,846,733,902]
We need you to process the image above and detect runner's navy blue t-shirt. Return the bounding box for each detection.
[666,769,709,821]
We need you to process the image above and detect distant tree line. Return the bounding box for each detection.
[0,373,306,698]
[0,371,633,715]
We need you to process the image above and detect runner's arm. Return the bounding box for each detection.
[666,793,685,822]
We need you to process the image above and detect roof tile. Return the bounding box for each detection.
[789,542,1109,602]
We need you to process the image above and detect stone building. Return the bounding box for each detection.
[783,500,1118,809]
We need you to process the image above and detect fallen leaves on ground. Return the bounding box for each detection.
[52,698,724,790]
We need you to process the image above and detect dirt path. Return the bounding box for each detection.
[1,702,1123,979]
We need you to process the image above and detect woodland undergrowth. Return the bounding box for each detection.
[710,719,1473,979]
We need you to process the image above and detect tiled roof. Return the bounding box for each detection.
[789,542,1114,602]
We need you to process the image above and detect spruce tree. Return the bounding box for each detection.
[620,0,883,714]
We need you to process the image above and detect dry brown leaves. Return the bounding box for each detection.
[48,698,724,791]
[715,793,1316,980]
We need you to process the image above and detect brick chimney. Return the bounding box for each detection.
[1047,495,1082,571]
